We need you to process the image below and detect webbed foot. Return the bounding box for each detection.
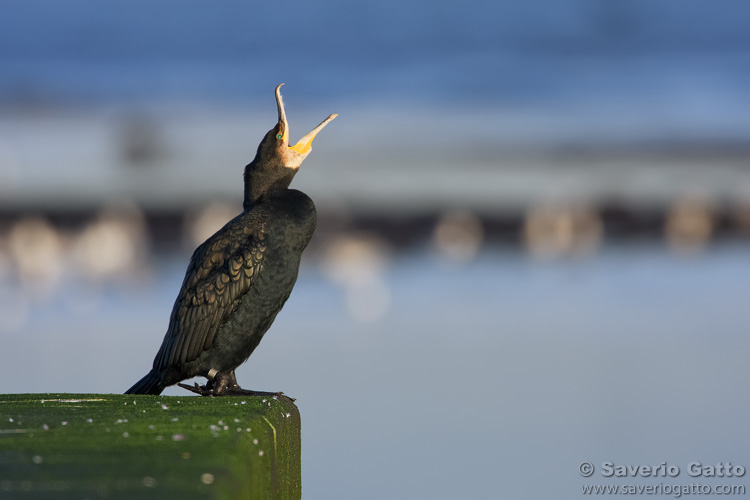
[177,371,295,402]
[218,386,294,402]
[177,382,212,396]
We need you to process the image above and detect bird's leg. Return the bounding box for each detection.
[225,370,240,389]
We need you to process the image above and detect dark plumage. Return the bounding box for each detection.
[126,84,337,396]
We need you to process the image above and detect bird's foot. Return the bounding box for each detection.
[177,375,295,402]
[219,386,295,402]
[177,382,213,396]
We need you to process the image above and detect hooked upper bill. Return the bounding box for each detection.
[275,83,338,157]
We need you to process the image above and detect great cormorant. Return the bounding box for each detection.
[126,84,337,396]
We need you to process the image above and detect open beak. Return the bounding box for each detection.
[290,113,338,155]
[275,83,338,156]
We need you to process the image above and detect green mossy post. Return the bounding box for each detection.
[0,393,301,500]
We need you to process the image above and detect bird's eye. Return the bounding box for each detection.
[276,133,283,140]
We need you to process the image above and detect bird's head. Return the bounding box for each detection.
[244,84,337,206]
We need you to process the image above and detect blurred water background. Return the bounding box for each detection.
[1,1,750,498]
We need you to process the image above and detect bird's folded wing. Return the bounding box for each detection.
[153,217,267,370]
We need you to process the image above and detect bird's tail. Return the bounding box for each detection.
[125,370,165,395]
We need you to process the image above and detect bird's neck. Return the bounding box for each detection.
[243,183,267,210]
[243,173,294,210]
[243,159,298,210]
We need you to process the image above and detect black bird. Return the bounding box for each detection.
[126,84,337,396]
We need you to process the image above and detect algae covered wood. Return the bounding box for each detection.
[0,393,300,500]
